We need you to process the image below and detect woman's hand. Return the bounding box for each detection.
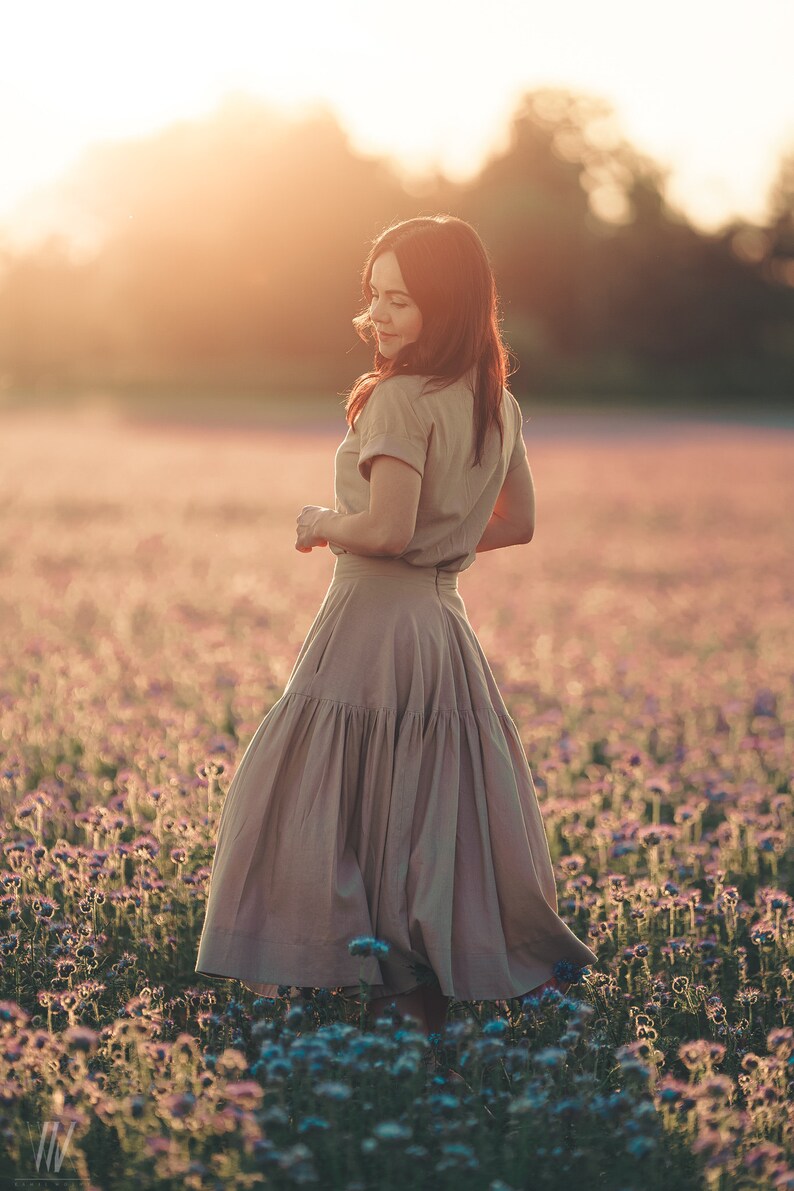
[295,505,331,552]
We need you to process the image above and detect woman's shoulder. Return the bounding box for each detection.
[412,369,477,402]
[368,367,496,416]
[504,387,522,415]
[366,373,442,421]
[371,373,428,401]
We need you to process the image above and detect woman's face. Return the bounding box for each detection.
[368,250,423,358]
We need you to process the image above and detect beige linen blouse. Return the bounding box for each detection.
[331,370,527,573]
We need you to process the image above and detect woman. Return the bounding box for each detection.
[194,214,598,1037]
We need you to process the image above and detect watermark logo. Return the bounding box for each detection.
[33,1118,75,1174]
[10,1118,88,1187]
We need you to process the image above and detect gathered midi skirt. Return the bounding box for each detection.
[194,552,598,1001]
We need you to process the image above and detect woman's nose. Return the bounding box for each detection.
[371,298,389,326]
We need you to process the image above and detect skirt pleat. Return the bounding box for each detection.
[195,553,598,1000]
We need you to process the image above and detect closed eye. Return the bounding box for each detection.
[370,292,407,308]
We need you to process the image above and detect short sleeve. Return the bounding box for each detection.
[356,380,430,482]
[505,394,528,474]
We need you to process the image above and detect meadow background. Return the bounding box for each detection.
[2,4,794,1182]
[0,402,792,1188]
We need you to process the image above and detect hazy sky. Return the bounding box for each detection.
[2,0,793,245]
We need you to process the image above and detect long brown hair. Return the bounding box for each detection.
[344,215,516,467]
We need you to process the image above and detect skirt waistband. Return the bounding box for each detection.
[331,552,459,589]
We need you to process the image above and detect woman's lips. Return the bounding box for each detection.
[378,331,395,339]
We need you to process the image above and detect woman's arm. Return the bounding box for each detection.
[302,454,422,557]
[314,510,397,556]
[475,512,533,552]
[475,455,535,553]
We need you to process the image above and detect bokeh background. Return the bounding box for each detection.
[1,0,793,416]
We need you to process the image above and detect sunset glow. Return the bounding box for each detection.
[2,0,793,248]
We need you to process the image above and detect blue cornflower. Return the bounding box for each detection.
[442,1143,475,1157]
[266,1058,292,1078]
[373,1121,413,1141]
[626,1136,656,1157]
[534,1047,566,1068]
[348,936,391,957]
[314,1081,353,1101]
[553,958,587,984]
[297,1116,330,1133]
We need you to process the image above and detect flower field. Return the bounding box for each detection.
[0,406,792,1189]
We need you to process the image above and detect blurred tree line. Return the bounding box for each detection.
[0,87,792,406]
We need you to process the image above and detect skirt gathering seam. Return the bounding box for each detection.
[283,688,518,720]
